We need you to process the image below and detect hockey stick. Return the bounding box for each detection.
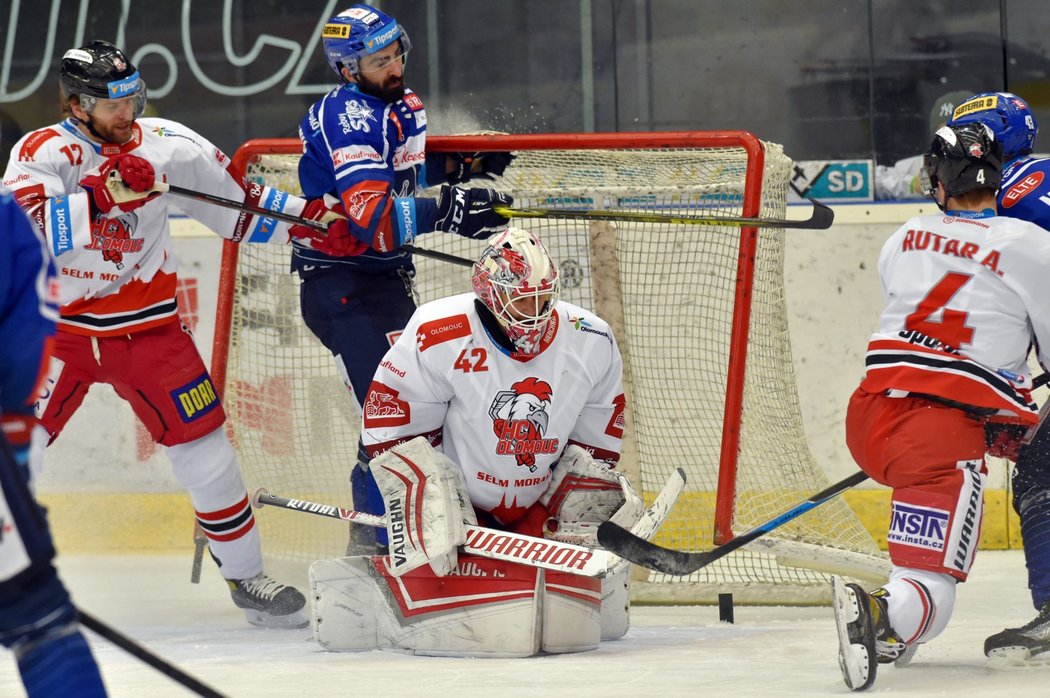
[608,468,686,575]
[494,197,834,230]
[78,610,226,698]
[155,182,473,268]
[597,470,869,575]
[190,521,208,584]
[251,488,619,577]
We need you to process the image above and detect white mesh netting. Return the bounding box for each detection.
[217,134,886,604]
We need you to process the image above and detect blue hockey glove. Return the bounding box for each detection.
[447,152,515,184]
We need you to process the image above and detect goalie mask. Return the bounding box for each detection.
[322,5,412,77]
[472,228,560,356]
[920,123,1002,210]
[59,40,147,119]
[949,91,1038,162]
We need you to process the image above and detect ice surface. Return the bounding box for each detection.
[1,551,1044,697]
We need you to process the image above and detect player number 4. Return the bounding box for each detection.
[905,271,975,347]
[454,347,488,372]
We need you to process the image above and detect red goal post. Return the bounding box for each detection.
[212,131,885,603]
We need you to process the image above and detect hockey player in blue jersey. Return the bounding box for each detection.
[296,4,514,551]
[949,92,1050,661]
[0,188,107,696]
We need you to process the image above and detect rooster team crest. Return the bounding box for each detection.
[489,377,559,472]
[85,212,143,269]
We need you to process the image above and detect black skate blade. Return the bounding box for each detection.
[832,577,877,691]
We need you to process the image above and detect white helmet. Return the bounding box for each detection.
[472,228,560,355]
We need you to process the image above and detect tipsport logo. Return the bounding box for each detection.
[488,377,559,473]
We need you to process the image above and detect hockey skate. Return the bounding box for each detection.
[984,602,1050,663]
[832,578,907,691]
[228,574,308,629]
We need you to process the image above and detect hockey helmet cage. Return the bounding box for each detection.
[59,40,146,118]
[322,5,412,76]
[472,228,561,356]
[920,123,1003,205]
[949,92,1038,161]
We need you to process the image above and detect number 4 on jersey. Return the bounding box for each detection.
[904,272,975,347]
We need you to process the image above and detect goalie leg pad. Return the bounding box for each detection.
[599,565,631,641]
[370,436,476,577]
[373,554,542,657]
[309,556,380,651]
[541,570,602,653]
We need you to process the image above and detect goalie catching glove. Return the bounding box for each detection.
[79,153,162,214]
[289,199,368,257]
[540,444,645,547]
[434,185,512,240]
[369,436,477,577]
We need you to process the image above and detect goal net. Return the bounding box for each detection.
[213,132,886,604]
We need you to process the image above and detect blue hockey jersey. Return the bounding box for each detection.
[0,188,58,416]
[295,83,445,271]
[999,155,1050,229]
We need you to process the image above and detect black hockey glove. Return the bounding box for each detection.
[447,151,515,184]
[434,185,513,240]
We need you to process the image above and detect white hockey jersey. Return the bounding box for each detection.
[861,211,1050,422]
[2,117,310,336]
[362,293,626,525]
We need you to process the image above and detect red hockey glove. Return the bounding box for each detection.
[290,200,369,257]
[79,153,161,214]
[985,421,1029,461]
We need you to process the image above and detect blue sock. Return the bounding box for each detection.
[18,629,107,698]
[1020,491,1050,609]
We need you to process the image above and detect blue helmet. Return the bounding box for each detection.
[322,5,411,76]
[948,92,1038,161]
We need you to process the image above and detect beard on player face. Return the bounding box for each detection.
[356,71,406,104]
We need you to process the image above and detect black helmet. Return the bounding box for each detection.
[59,40,146,117]
[921,123,1002,207]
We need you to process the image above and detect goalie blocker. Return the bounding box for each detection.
[307,438,683,656]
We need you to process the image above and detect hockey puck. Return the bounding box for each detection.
[718,592,734,623]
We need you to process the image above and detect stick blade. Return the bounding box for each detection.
[597,521,709,575]
[794,198,835,230]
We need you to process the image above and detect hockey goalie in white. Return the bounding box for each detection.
[310,227,647,656]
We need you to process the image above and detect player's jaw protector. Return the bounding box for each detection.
[472,228,560,355]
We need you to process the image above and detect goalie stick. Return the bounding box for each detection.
[597,470,869,576]
[252,467,685,578]
[494,197,834,230]
[252,488,616,577]
[154,182,474,268]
